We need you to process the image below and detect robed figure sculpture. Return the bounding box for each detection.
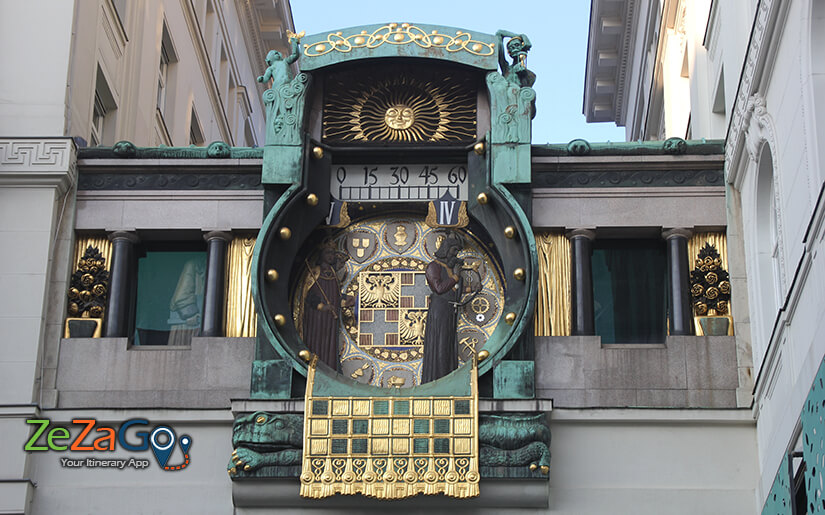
[300,243,350,369]
[421,236,464,383]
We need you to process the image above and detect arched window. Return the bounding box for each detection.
[755,144,783,347]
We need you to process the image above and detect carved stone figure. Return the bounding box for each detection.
[496,30,536,88]
[228,412,303,476]
[421,235,464,383]
[478,413,551,474]
[299,242,350,369]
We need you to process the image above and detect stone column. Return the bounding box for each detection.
[202,231,232,337]
[663,228,693,336]
[104,231,139,337]
[568,229,596,336]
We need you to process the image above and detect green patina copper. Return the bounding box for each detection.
[486,30,536,185]
[78,141,263,159]
[250,359,292,399]
[228,410,550,479]
[493,361,535,399]
[298,23,498,71]
[228,411,303,478]
[532,138,725,156]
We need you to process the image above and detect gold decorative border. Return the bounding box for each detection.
[304,23,494,57]
[300,355,480,499]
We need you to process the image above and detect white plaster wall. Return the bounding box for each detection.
[548,409,757,514]
[726,0,825,506]
[0,2,75,136]
[28,410,235,515]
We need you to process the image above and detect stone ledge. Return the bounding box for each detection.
[232,477,548,509]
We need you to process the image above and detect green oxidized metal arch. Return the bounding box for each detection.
[252,24,538,391]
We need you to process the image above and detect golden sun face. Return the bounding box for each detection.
[384,105,415,130]
[323,64,477,144]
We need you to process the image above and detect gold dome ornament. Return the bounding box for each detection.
[305,193,319,206]
[279,227,292,240]
[476,192,489,205]
[504,226,516,239]
[473,142,485,155]
[504,312,516,324]
[266,269,279,282]
[273,314,286,327]
[477,350,490,361]
[298,350,312,362]
[513,268,525,281]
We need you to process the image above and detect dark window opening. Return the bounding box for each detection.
[592,239,667,343]
[133,242,207,346]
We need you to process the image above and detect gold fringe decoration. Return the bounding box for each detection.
[534,232,571,336]
[72,236,112,273]
[225,236,257,337]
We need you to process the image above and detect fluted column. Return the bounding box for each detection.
[201,231,232,337]
[104,231,139,337]
[568,229,596,336]
[663,228,693,336]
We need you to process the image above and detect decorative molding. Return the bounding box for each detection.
[78,172,262,190]
[614,0,637,125]
[0,139,77,194]
[100,1,126,58]
[725,0,790,184]
[532,168,723,188]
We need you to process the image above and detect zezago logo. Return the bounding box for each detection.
[24,419,192,471]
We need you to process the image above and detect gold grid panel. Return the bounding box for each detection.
[306,397,475,456]
[301,396,479,499]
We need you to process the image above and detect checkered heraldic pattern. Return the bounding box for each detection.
[300,358,479,499]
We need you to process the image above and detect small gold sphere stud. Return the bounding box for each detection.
[529,463,538,471]
[513,268,525,281]
[505,312,516,325]
[473,142,485,155]
[477,350,490,362]
[273,314,286,327]
[298,350,312,362]
[477,192,489,205]
[540,465,549,475]
[279,227,292,240]
[312,146,324,159]
[504,226,516,239]
[266,269,279,282]
[306,193,319,206]
[256,416,266,424]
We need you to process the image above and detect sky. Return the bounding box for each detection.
[290,0,627,144]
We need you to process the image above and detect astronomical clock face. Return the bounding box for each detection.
[291,217,504,387]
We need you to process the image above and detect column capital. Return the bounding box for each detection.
[662,228,693,240]
[566,228,596,240]
[108,230,140,244]
[203,231,233,243]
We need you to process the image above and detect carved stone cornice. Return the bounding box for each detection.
[0,138,77,195]
[725,0,790,187]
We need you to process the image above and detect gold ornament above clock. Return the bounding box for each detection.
[323,63,477,144]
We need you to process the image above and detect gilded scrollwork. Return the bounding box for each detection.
[304,23,494,57]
